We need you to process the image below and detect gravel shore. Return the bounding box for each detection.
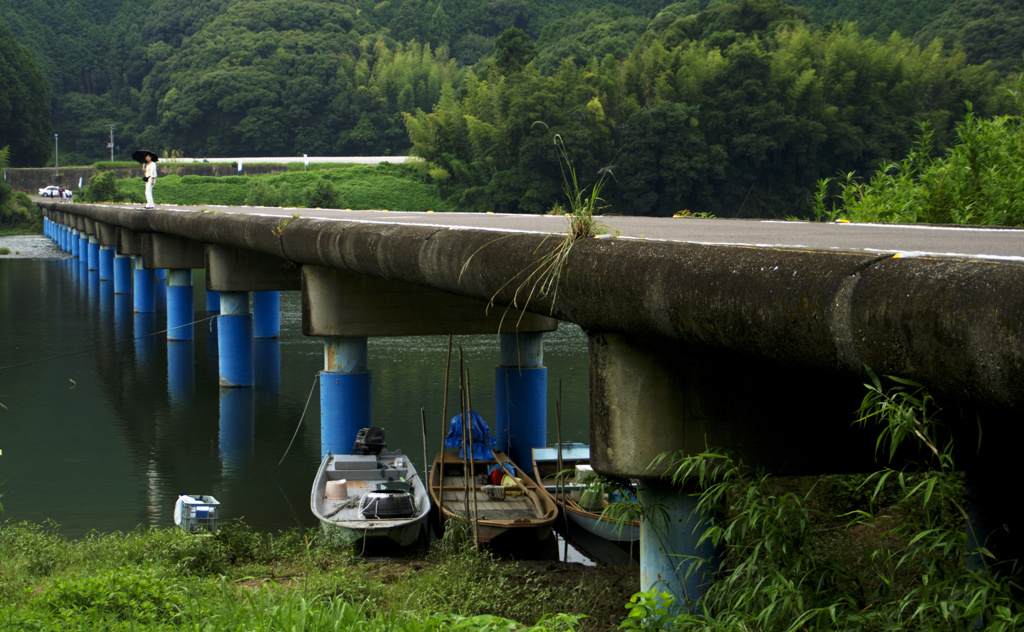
[0,234,72,259]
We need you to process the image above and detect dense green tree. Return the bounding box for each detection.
[0,24,51,166]
[914,0,1024,74]
[494,28,538,74]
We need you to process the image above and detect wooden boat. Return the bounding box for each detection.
[311,437,431,548]
[532,444,641,544]
[429,448,558,543]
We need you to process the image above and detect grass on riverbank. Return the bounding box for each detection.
[0,519,631,632]
[90,162,457,212]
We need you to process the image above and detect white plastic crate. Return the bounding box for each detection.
[174,495,220,533]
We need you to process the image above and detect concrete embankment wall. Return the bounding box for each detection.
[6,163,289,192]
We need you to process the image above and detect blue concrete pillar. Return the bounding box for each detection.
[70,229,80,259]
[206,290,221,313]
[638,481,721,613]
[218,291,254,387]
[133,256,156,313]
[113,255,132,294]
[252,291,280,339]
[154,269,167,311]
[495,332,547,464]
[320,336,372,457]
[219,387,255,473]
[168,339,195,405]
[166,269,194,341]
[86,237,99,271]
[99,246,115,281]
[78,233,89,267]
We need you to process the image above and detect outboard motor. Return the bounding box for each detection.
[352,426,386,455]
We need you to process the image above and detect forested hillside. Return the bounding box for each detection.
[1,0,1020,216]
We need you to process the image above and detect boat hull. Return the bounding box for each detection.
[429,450,558,543]
[311,450,430,549]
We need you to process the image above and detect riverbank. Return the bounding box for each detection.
[0,520,637,631]
[0,234,68,258]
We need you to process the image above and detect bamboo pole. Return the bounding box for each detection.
[466,370,480,548]
[459,346,472,546]
[420,406,428,487]
[557,379,568,560]
[438,334,452,530]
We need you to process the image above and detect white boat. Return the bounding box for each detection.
[310,428,430,548]
[532,444,640,544]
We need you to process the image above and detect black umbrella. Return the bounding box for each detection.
[132,150,159,163]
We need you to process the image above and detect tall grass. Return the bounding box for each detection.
[0,520,608,631]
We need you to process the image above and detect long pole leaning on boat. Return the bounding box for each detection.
[557,380,569,560]
[466,370,480,547]
[458,347,477,548]
[420,407,428,489]
[438,334,453,530]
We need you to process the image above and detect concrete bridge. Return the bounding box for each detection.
[40,200,1024,604]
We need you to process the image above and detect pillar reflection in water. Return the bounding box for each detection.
[114,255,132,294]
[134,312,158,372]
[219,387,255,475]
[87,269,100,313]
[114,293,134,345]
[167,341,195,405]
[99,273,115,322]
[254,338,281,393]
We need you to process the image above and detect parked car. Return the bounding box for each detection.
[38,185,62,197]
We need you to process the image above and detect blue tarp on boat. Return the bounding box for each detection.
[445,409,498,460]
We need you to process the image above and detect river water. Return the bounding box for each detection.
[0,255,590,537]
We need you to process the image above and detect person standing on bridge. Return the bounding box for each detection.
[132,150,159,209]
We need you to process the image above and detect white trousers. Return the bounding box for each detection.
[145,180,154,207]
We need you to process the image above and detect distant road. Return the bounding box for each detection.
[161,156,415,165]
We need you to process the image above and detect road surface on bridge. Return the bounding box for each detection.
[135,202,1024,263]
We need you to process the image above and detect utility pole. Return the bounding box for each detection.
[107,125,115,162]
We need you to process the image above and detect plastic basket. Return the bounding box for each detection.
[176,495,220,533]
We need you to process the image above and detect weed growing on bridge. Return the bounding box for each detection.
[464,134,610,323]
[627,370,1023,631]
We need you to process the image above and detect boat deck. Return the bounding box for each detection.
[438,474,542,521]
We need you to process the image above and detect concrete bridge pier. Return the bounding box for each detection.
[206,291,221,313]
[97,222,117,282]
[166,269,194,341]
[301,265,557,458]
[70,229,80,258]
[588,331,872,611]
[133,257,156,313]
[78,232,88,268]
[218,291,254,387]
[320,336,372,456]
[495,332,547,466]
[206,245,300,389]
[113,255,132,294]
[87,236,99,272]
[154,269,167,311]
[253,291,281,338]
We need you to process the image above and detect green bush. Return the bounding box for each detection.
[80,171,120,203]
[303,175,345,209]
[244,178,290,207]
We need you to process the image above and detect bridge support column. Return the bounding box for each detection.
[495,332,547,465]
[154,269,167,311]
[78,233,89,267]
[638,480,721,612]
[218,291,254,387]
[113,255,132,294]
[166,269,194,341]
[133,256,156,313]
[70,229,80,258]
[87,236,100,271]
[320,336,371,457]
[206,291,221,313]
[99,246,115,281]
[253,291,280,339]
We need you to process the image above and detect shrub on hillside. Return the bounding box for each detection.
[80,171,120,203]
[245,179,290,207]
[303,176,344,209]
